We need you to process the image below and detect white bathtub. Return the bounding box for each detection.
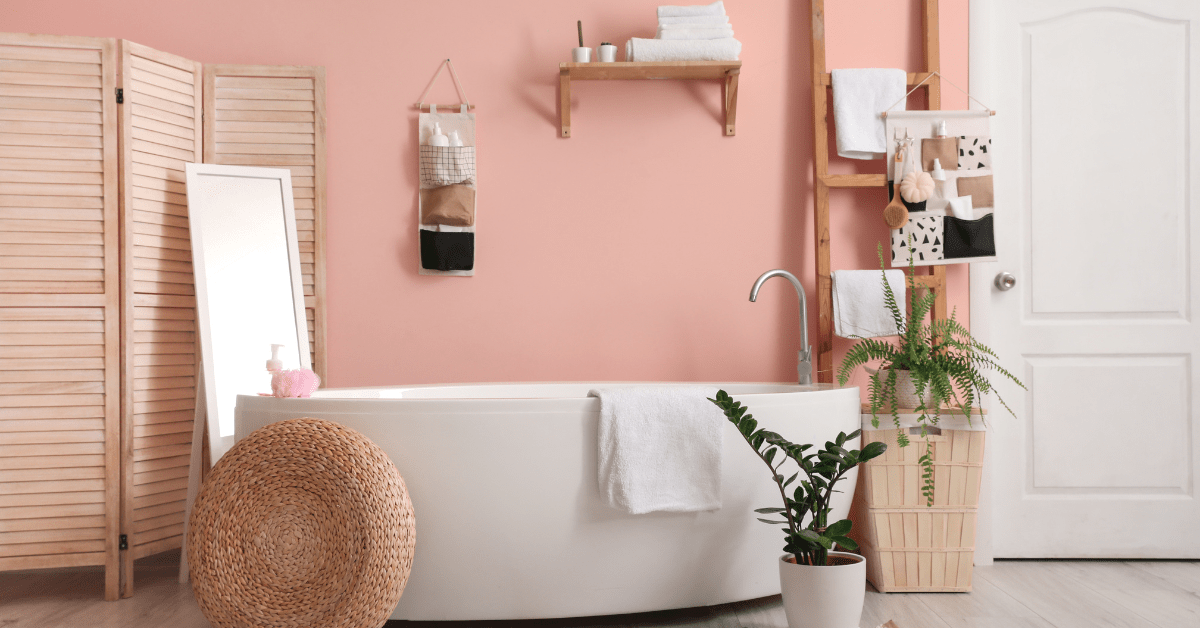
[234,382,861,621]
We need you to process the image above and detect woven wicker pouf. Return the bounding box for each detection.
[188,418,415,628]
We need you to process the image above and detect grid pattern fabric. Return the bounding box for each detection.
[419,145,475,187]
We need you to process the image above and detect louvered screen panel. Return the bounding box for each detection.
[0,34,121,599]
[203,65,325,379]
[116,42,200,586]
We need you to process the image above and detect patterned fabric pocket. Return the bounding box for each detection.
[891,214,944,265]
[957,136,992,170]
[420,146,476,187]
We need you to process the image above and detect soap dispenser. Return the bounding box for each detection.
[430,123,450,147]
[266,343,285,374]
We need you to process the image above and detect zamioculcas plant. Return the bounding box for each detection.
[708,390,887,567]
[837,244,1024,504]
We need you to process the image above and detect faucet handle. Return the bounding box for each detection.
[797,348,813,385]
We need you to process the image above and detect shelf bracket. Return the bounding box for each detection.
[559,67,571,138]
[724,68,740,136]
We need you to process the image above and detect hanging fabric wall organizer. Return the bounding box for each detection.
[883,73,996,267]
[415,59,476,276]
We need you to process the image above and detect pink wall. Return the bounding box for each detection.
[8,0,968,390]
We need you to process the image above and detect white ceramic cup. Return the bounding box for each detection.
[572,47,592,63]
[598,44,617,62]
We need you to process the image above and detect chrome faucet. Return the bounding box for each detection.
[749,270,813,385]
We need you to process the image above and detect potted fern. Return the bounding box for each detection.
[838,246,1023,500]
[709,390,887,628]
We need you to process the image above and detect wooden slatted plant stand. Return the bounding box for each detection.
[558,61,741,137]
[850,407,987,592]
[809,0,948,384]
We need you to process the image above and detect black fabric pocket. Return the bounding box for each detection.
[888,180,927,213]
[420,229,475,271]
[943,214,995,258]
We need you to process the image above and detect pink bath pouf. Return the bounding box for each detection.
[271,368,321,398]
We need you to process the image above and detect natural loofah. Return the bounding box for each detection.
[900,171,935,203]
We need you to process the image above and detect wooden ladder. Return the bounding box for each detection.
[809,0,948,384]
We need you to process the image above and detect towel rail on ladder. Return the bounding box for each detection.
[809,0,948,383]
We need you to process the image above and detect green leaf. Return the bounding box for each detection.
[826,519,852,537]
[798,529,822,543]
[757,518,789,525]
[754,507,786,514]
[832,536,858,551]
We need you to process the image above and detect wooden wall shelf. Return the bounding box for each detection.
[557,61,742,137]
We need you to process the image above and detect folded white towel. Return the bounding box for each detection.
[656,26,735,40]
[831,68,907,160]
[658,14,729,25]
[833,269,907,338]
[592,386,723,514]
[658,1,725,18]
[626,37,741,62]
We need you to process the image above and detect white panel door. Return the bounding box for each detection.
[975,0,1200,557]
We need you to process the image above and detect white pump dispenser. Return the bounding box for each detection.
[266,344,285,373]
[430,123,450,147]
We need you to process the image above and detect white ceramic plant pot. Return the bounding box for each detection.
[778,552,866,628]
[866,367,933,409]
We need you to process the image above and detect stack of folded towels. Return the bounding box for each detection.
[626,1,742,62]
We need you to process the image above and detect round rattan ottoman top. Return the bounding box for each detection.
[188,418,415,628]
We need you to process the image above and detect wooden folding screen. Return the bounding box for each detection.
[0,33,122,600]
[116,40,202,597]
[0,35,328,600]
[203,65,327,379]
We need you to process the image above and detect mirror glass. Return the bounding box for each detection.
[185,164,309,462]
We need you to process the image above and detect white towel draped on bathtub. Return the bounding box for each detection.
[591,386,723,514]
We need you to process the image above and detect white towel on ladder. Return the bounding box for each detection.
[832,269,907,338]
[831,68,907,160]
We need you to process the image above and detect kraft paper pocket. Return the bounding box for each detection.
[419,145,476,187]
[958,135,992,170]
[888,180,926,213]
[891,213,944,265]
[955,174,993,208]
[420,229,474,271]
[420,184,475,226]
[920,137,958,172]
[943,214,995,258]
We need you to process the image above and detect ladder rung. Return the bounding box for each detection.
[821,174,886,188]
[908,275,941,288]
[819,72,935,87]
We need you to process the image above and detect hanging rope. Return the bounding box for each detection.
[881,71,993,117]
[415,58,473,110]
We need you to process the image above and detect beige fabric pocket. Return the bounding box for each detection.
[955,174,993,208]
[420,184,476,226]
[921,137,959,171]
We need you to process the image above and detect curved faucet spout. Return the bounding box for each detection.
[749,270,813,385]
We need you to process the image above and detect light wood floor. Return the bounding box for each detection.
[2,552,1198,627]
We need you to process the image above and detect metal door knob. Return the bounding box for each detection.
[995,272,1016,291]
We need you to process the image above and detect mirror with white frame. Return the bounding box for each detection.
[184,163,310,463]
